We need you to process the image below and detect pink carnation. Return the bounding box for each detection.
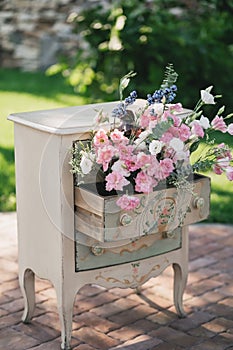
[136,152,151,169]
[169,126,179,138]
[105,172,130,192]
[226,166,233,181]
[191,121,204,138]
[211,116,227,133]
[160,132,173,142]
[179,123,191,141]
[135,171,156,193]
[147,156,160,177]
[159,158,174,179]
[116,195,140,211]
[96,145,115,171]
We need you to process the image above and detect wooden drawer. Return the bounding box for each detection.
[74,174,210,242]
[75,227,182,271]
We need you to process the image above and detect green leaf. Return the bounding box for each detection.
[190,140,200,153]
[151,118,174,139]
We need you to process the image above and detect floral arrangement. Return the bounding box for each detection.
[70,64,233,211]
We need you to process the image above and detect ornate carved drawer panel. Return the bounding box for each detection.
[75,228,182,271]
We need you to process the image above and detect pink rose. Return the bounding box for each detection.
[211,116,227,133]
[105,172,130,192]
[116,195,140,211]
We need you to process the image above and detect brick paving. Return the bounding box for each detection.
[0,211,233,350]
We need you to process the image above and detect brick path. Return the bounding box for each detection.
[0,212,233,350]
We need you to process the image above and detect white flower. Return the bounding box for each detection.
[173,150,190,162]
[152,103,164,116]
[199,115,210,129]
[80,152,94,174]
[201,87,215,104]
[149,140,163,155]
[134,130,150,150]
[169,138,184,151]
[111,160,130,177]
[138,130,150,141]
[134,138,146,150]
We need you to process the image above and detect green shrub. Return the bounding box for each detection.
[48,0,233,112]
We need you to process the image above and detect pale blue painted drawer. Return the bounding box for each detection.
[75,228,181,271]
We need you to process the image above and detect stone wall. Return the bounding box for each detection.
[0,0,108,71]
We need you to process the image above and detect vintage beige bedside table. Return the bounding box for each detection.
[8,102,210,350]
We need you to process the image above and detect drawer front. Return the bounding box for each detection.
[75,175,210,242]
[75,228,182,271]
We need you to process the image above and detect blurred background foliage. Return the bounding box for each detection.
[47,0,233,114]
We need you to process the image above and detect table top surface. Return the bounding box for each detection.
[8,100,192,135]
[8,101,119,135]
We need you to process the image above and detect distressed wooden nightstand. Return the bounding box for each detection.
[8,102,210,350]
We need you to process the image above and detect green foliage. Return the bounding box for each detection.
[160,63,178,90]
[49,0,233,113]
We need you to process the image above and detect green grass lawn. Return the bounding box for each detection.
[0,68,86,211]
[0,68,233,223]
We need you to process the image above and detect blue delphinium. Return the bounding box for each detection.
[112,90,137,119]
[147,84,177,105]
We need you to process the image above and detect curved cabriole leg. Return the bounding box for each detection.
[19,268,35,323]
[173,262,188,318]
[55,285,77,350]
